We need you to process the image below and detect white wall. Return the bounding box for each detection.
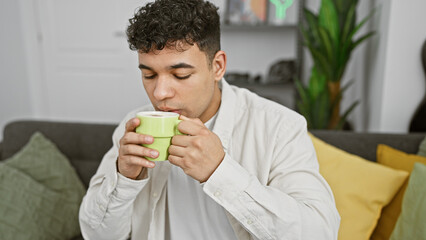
[367,0,426,132]
[378,0,426,132]
[0,0,33,141]
[366,0,392,132]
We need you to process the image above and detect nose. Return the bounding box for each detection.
[153,77,174,101]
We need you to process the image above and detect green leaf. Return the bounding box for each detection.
[350,31,375,51]
[341,3,356,43]
[333,0,358,18]
[295,79,310,105]
[312,89,330,129]
[347,9,376,43]
[295,75,331,130]
[307,45,333,78]
[341,79,355,93]
[300,27,315,49]
[303,9,321,45]
[308,66,327,99]
[319,91,331,128]
[295,80,314,129]
[318,0,340,46]
[318,26,335,61]
[297,101,312,128]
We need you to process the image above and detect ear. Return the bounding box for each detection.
[212,50,227,82]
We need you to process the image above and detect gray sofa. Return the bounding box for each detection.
[1,120,425,239]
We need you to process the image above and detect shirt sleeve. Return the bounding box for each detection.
[203,118,340,240]
[79,116,149,240]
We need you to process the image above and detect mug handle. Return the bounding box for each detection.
[174,119,183,135]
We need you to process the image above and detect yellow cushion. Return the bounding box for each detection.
[309,134,409,240]
[371,144,426,240]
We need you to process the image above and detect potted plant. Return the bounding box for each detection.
[296,0,375,129]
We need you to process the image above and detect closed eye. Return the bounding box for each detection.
[175,74,191,80]
[143,74,157,80]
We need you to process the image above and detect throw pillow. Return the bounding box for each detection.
[418,136,426,157]
[4,132,85,202]
[309,134,409,240]
[390,163,426,240]
[0,132,86,239]
[0,164,79,239]
[371,144,426,240]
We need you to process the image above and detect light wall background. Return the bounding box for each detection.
[369,0,426,132]
[1,0,425,141]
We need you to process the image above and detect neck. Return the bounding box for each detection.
[199,82,222,123]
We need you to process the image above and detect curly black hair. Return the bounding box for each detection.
[126,0,221,64]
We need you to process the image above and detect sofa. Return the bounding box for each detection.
[1,120,425,240]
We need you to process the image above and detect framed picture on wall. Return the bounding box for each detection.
[225,0,269,25]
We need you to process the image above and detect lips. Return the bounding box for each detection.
[169,110,181,114]
[158,107,181,114]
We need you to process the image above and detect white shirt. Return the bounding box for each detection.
[167,112,238,240]
[79,79,341,240]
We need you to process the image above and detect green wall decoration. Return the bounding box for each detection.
[269,0,294,19]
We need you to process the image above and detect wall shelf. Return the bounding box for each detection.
[222,24,298,32]
[230,82,296,109]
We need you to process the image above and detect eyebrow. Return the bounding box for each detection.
[138,62,195,70]
[169,63,195,69]
[138,64,152,70]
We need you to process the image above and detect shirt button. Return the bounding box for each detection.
[247,219,253,225]
[152,192,158,198]
[214,191,221,197]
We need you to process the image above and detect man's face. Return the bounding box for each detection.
[138,43,225,123]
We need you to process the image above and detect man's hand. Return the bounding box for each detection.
[168,115,225,183]
[117,118,158,180]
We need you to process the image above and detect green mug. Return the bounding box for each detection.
[135,111,182,161]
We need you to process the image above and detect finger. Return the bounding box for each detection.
[171,135,191,147]
[168,144,186,157]
[123,155,156,168]
[178,120,208,136]
[121,132,154,145]
[125,118,141,133]
[168,154,184,167]
[120,144,159,159]
[179,115,204,126]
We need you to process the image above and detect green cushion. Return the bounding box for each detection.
[0,132,85,239]
[390,162,426,240]
[418,136,426,157]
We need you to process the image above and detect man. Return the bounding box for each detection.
[79,0,340,239]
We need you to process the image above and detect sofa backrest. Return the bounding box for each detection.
[2,120,425,188]
[1,120,117,188]
[310,130,426,161]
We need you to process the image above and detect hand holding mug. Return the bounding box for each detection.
[168,115,225,183]
[117,118,158,180]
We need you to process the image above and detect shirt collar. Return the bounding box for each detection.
[212,79,237,151]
